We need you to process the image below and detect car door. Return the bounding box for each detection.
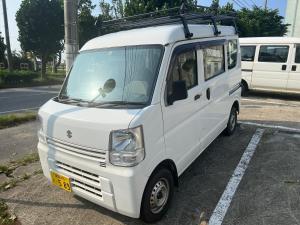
[287,44,300,92]
[241,45,256,88]
[162,43,209,174]
[251,45,291,91]
[198,41,229,149]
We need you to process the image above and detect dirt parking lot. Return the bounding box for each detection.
[1,91,300,225]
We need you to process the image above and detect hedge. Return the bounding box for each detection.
[0,70,39,84]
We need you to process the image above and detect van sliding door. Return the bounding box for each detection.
[251,45,291,91]
[287,44,300,92]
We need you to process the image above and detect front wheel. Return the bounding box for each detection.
[224,107,238,136]
[140,168,174,223]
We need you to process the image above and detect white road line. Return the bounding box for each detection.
[0,107,40,114]
[208,128,264,225]
[239,121,300,133]
[242,98,300,107]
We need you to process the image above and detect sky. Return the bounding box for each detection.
[0,0,287,52]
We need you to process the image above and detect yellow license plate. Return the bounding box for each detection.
[50,171,72,192]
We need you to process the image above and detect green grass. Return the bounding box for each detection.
[0,112,37,129]
[0,153,40,192]
[0,200,16,225]
[10,153,39,166]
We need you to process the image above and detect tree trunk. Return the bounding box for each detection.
[52,56,56,73]
[41,55,47,80]
[33,56,38,72]
[55,51,62,72]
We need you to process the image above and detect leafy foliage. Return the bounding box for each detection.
[16,0,64,79]
[237,6,288,37]
[78,0,98,48]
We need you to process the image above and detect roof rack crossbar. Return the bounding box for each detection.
[98,2,238,37]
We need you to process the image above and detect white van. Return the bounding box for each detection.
[240,37,300,95]
[37,8,241,222]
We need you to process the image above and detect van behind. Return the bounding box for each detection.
[240,37,300,95]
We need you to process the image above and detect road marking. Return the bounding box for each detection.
[208,128,264,225]
[0,107,40,114]
[239,121,300,133]
[242,98,300,107]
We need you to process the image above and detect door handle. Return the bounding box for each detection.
[282,65,287,71]
[292,65,297,71]
[206,88,211,100]
[194,94,201,101]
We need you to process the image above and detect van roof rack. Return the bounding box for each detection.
[97,2,238,38]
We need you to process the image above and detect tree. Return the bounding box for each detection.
[237,6,288,37]
[124,0,196,16]
[16,0,64,79]
[0,32,6,63]
[78,0,98,48]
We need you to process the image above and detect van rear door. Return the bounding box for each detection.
[287,44,300,92]
[251,44,291,91]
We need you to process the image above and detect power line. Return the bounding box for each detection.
[240,0,251,8]
[232,0,245,8]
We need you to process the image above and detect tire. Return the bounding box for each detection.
[224,106,238,136]
[241,81,248,96]
[140,168,174,223]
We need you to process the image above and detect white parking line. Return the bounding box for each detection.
[0,107,40,114]
[208,128,264,225]
[239,121,300,133]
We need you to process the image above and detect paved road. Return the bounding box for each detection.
[0,85,61,114]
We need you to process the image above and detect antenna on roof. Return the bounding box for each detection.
[98,2,238,38]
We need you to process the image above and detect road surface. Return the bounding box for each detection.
[0,85,61,114]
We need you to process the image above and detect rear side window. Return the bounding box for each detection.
[227,40,238,69]
[258,45,289,63]
[241,46,256,62]
[169,50,198,90]
[203,45,225,80]
[295,45,300,63]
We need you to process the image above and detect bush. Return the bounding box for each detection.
[0,70,39,84]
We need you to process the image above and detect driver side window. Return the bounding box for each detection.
[168,50,198,95]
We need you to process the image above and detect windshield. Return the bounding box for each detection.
[59,45,163,106]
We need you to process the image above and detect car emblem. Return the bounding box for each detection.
[67,130,72,138]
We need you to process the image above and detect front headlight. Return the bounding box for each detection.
[109,126,145,167]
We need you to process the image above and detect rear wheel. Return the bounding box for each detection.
[224,106,238,136]
[140,168,174,223]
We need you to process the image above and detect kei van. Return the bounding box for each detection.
[37,8,241,223]
[240,37,300,95]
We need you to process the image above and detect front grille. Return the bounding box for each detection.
[72,179,102,197]
[47,137,106,166]
[56,161,99,183]
[55,161,102,199]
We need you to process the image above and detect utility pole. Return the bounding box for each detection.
[264,0,268,9]
[1,0,13,72]
[64,0,79,74]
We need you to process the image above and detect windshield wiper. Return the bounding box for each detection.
[58,97,89,105]
[89,101,146,107]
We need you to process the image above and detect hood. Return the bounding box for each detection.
[39,99,141,150]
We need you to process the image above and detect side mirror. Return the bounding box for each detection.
[168,80,188,105]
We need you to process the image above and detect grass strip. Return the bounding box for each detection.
[0,112,37,129]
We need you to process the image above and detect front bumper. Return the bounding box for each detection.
[38,140,147,218]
